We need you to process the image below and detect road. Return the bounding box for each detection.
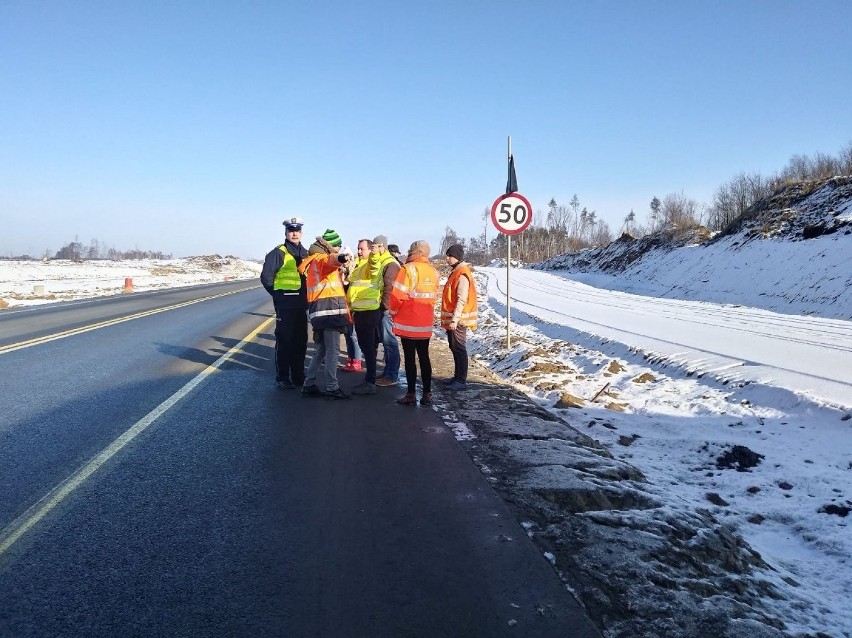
[0,282,598,637]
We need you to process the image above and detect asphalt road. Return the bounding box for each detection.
[0,283,598,637]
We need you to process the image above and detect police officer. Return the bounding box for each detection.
[261,217,309,389]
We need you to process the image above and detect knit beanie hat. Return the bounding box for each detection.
[322,229,342,247]
[372,234,388,247]
[309,235,339,255]
[446,243,464,261]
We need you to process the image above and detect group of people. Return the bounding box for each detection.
[260,217,478,405]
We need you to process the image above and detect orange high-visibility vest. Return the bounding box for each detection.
[441,263,478,330]
[298,253,351,329]
[389,257,438,339]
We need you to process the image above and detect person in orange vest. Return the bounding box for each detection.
[297,229,353,400]
[441,243,478,390]
[388,240,439,406]
[260,216,308,390]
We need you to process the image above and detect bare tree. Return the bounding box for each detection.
[439,226,461,256]
[773,142,852,186]
[87,238,100,260]
[481,206,490,263]
[465,233,487,265]
[622,209,636,235]
[569,194,580,218]
[590,218,613,246]
[55,236,84,261]
[648,197,662,233]
[839,141,852,174]
[660,192,700,230]
[707,172,773,230]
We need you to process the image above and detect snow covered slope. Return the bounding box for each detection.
[531,176,852,320]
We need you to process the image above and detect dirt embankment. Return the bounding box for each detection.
[428,346,796,638]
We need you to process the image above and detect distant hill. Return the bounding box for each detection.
[529,176,852,320]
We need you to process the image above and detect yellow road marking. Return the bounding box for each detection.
[0,287,255,355]
[0,316,275,558]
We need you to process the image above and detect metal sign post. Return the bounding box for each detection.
[506,234,511,348]
[490,136,532,350]
[507,138,512,349]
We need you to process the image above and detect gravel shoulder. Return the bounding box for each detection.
[427,341,809,638]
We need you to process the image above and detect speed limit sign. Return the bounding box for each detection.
[490,192,533,235]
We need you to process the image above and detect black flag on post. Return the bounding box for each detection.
[506,154,518,194]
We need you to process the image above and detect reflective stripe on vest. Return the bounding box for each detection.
[306,277,344,298]
[392,322,433,337]
[390,259,439,339]
[299,253,352,328]
[273,246,301,291]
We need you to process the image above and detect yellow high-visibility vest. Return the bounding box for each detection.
[347,253,393,311]
[273,246,301,291]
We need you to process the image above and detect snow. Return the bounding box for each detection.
[0,256,262,308]
[485,268,851,408]
[532,221,852,322]
[467,249,851,635]
[1,243,850,635]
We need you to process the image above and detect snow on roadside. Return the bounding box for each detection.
[0,257,262,308]
[466,269,852,636]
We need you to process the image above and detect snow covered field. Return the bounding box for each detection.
[1,253,850,635]
[0,256,261,308]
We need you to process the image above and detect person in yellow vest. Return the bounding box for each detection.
[372,235,402,387]
[347,237,394,395]
[389,240,439,406]
[441,243,478,390]
[339,240,366,373]
[297,229,353,400]
[260,216,308,390]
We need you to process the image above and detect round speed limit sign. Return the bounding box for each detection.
[490,192,533,235]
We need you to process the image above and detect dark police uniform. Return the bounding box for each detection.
[261,234,309,387]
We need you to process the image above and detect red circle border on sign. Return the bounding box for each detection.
[490,192,533,235]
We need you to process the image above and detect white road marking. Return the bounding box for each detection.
[0,316,274,558]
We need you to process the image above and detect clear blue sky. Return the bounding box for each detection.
[2,0,850,259]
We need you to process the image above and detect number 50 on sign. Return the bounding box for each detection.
[490,192,533,235]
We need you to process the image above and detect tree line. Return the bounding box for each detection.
[439,141,852,265]
[2,237,172,261]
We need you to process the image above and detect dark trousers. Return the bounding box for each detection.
[447,326,468,382]
[274,307,308,384]
[400,337,432,395]
[354,309,382,384]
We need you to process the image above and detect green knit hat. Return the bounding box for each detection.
[322,229,342,247]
